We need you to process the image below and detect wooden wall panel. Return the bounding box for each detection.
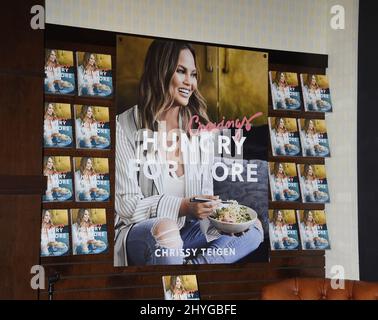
[38,24,327,300]
[0,74,43,176]
[0,195,41,299]
[39,251,325,300]
[0,1,44,299]
[0,0,44,74]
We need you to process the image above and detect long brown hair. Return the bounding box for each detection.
[44,103,58,120]
[306,74,319,89]
[42,210,54,229]
[45,49,59,68]
[43,157,57,175]
[82,52,98,70]
[274,117,287,132]
[303,210,316,226]
[169,275,187,293]
[273,71,288,87]
[76,209,93,227]
[273,162,287,178]
[303,119,317,134]
[138,40,209,132]
[303,164,316,180]
[79,157,96,175]
[79,105,96,123]
[272,210,286,226]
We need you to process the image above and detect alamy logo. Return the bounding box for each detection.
[30,265,45,290]
[330,264,345,289]
[30,5,45,30]
[330,5,345,30]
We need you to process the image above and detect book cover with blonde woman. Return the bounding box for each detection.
[70,208,108,255]
[297,210,331,250]
[269,162,300,202]
[269,71,301,111]
[43,102,73,148]
[162,275,200,300]
[298,118,331,157]
[269,209,299,250]
[74,105,110,149]
[300,73,333,113]
[297,163,330,203]
[44,49,75,95]
[73,157,110,202]
[40,209,70,257]
[42,156,73,202]
[76,52,113,97]
[269,117,301,156]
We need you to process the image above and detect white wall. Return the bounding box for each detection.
[325,0,359,280]
[46,0,360,280]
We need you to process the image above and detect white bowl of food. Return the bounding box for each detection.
[208,201,257,234]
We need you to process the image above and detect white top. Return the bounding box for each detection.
[44,119,59,138]
[271,129,290,152]
[75,118,98,145]
[303,86,322,109]
[40,226,56,255]
[45,66,62,82]
[303,177,319,197]
[270,174,289,200]
[300,130,320,155]
[75,171,97,198]
[163,170,185,198]
[78,65,100,95]
[300,222,319,242]
[271,83,290,108]
[269,222,289,246]
[72,223,95,252]
[45,173,59,194]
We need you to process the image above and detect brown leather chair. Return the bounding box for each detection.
[261,277,378,300]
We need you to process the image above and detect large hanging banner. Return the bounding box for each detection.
[114,35,269,266]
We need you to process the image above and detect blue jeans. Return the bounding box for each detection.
[126,218,263,265]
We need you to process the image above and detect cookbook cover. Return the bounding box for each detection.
[300,73,333,113]
[40,209,70,257]
[44,49,75,95]
[269,162,300,202]
[162,275,200,300]
[71,208,108,255]
[269,117,301,156]
[269,71,301,111]
[297,164,330,203]
[42,156,73,202]
[269,209,299,251]
[298,118,331,157]
[297,210,331,250]
[43,102,73,148]
[73,157,110,202]
[76,52,113,97]
[74,105,111,149]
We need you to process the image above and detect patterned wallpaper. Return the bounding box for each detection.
[46,0,360,280]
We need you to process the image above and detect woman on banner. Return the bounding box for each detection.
[115,40,264,266]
